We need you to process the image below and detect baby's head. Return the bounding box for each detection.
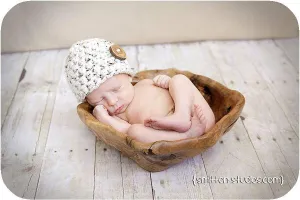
[65,38,136,114]
[86,73,134,115]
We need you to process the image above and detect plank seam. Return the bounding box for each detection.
[33,50,64,156]
[251,46,299,138]
[34,167,42,199]
[273,39,299,72]
[93,139,96,199]
[206,43,275,197]
[136,45,155,200]
[240,119,275,198]
[216,41,298,186]
[33,51,63,199]
[30,91,51,198]
[1,52,30,130]
[150,173,155,200]
[34,91,50,155]
[273,137,297,181]
[200,154,214,199]
[22,173,34,198]
[205,44,228,85]
[12,109,24,140]
[274,156,293,189]
[120,153,125,199]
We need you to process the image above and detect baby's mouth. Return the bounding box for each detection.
[114,105,124,114]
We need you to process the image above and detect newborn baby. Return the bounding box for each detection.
[65,38,215,143]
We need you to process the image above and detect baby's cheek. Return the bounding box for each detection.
[121,94,132,104]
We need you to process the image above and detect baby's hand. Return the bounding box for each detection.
[93,105,110,123]
[153,75,171,89]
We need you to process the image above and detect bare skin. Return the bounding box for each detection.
[127,104,207,143]
[86,73,215,143]
[144,74,194,132]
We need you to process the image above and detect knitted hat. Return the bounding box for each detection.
[65,38,136,102]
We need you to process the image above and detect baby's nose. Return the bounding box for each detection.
[107,96,117,106]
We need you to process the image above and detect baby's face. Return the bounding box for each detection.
[86,74,134,115]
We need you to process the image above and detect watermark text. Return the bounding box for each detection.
[193,175,284,185]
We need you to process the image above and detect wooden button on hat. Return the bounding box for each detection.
[109,44,126,60]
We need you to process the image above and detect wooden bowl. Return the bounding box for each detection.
[77,68,245,172]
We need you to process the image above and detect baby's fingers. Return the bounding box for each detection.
[158,76,168,89]
[153,75,170,89]
[153,75,163,84]
[153,75,159,84]
[163,78,170,88]
[93,105,106,115]
[158,76,165,86]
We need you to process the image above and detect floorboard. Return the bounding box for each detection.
[35,50,96,198]
[1,50,65,199]
[206,41,298,197]
[1,38,298,199]
[274,38,299,72]
[1,52,29,126]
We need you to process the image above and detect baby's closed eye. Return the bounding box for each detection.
[93,98,104,106]
[113,86,122,92]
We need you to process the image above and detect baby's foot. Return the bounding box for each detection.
[144,113,192,133]
[185,105,207,138]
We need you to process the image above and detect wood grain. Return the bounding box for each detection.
[2,39,297,199]
[206,40,298,197]
[35,51,95,199]
[1,50,65,198]
[93,46,153,199]
[139,42,274,199]
[77,68,245,172]
[1,52,29,126]
[274,38,299,72]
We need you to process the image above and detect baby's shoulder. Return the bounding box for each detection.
[135,79,154,86]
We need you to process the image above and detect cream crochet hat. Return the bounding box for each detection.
[65,38,136,102]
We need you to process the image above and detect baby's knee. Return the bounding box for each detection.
[171,74,190,84]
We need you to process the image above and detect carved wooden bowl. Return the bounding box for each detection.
[77,68,245,172]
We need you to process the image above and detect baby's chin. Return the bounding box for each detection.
[119,104,128,114]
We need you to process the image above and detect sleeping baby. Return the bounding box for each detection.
[65,38,215,143]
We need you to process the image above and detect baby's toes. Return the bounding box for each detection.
[199,114,207,124]
[198,113,205,123]
[192,104,199,117]
[193,104,200,112]
[195,106,203,117]
[197,108,203,115]
[164,80,170,88]
[144,118,151,126]
[144,118,155,127]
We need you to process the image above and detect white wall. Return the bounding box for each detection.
[1,1,298,53]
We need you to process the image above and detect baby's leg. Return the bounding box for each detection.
[131,105,206,143]
[145,74,194,132]
[128,124,186,143]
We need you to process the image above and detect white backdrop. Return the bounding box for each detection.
[1,1,298,53]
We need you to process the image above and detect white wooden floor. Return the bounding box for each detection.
[1,38,299,199]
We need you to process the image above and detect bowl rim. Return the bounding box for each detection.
[77,68,246,155]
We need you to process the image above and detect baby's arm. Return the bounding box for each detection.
[128,105,206,143]
[93,105,184,142]
[153,75,171,89]
[93,105,131,134]
[127,124,187,143]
